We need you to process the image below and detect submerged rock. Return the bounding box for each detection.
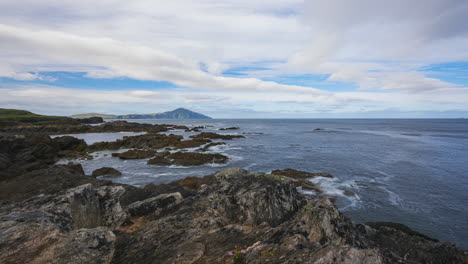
[147,151,228,166]
[272,168,333,179]
[92,167,122,177]
[219,126,240,130]
[191,132,244,140]
[197,142,226,152]
[111,149,156,159]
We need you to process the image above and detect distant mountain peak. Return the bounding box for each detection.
[71,108,211,120]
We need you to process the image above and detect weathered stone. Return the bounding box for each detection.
[272,168,333,179]
[112,149,156,159]
[127,192,183,216]
[92,167,122,177]
[191,132,244,140]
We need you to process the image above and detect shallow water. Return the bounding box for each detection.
[58,119,468,248]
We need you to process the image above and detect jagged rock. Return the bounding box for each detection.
[169,152,228,166]
[40,227,116,264]
[126,192,183,217]
[174,175,216,191]
[147,151,228,166]
[197,142,226,152]
[112,149,156,159]
[219,127,240,130]
[173,138,211,149]
[0,184,126,264]
[92,167,122,177]
[147,156,172,166]
[53,136,87,151]
[191,132,244,140]
[0,166,103,204]
[271,169,332,193]
[272,168,333,179]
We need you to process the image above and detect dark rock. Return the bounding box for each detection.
[173,138,211,149]
[53,136,87,151]
[191,132,244,140]
[92,167,122,177]
[147,156,172,166]
[272,168,333,179]
[366,222,467,263]
[219,127,240,130]
[197,142,226,152]
[168,151,228,166]
[0,184,125,264]
[112,149,156,159]
[126,192,183,217]
[0,166,104,205]
[174,175,217,191]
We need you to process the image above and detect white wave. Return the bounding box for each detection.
[244,163,257,170]
[308,177,362,210]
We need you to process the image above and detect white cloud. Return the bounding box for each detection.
[0,0,467,116]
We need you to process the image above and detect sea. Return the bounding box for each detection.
[55,119,468,249]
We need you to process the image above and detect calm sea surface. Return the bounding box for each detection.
[57,119,468,248]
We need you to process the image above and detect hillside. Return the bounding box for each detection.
[0,108,70,123]
[0,108,103,125]
[70,113,117,119]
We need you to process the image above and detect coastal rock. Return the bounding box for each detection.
[173,138,211,149]
[197,142,226,152]
[272,168,333,179]
[92,167,122,177]
[191,132,244,140]
[0,183,125,264]
[168,151,228,166]
[147,151,228,166]
[53,136,87,151]
[272,168,332,193]
[112,149,156,159]
[219,126,240,130]
[147,156,172,166]
[126,192,183,217]
[174,175,216,191]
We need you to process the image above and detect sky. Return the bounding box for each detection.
[1,0,468,118]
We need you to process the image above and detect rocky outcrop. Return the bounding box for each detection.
[126,192,183,217]
[112,149,156,159]
[0,120,169,134]
[0,183,126,264]
[191,132,245,140]
[0,132,466,263]
[219,127,240,130]
[272,168,332,192]
[147,151,228,166]
[197,142,226,152]
[0,167,466,263]
[88,133,211,152]
[272,168,333,179]
[92,167,122,177]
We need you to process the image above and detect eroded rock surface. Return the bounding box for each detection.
[147,151,228,166]
[92,167,122,177]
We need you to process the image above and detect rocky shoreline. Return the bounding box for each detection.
[0,121,467,263]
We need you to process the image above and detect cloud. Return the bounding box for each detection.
[0,0,467,117]
[0,24,325,95]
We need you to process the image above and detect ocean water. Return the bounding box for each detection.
[59,119,468,248]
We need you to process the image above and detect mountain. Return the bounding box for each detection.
[116,108,212,120]
[71,108,212,120]
[70,113,117,119]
